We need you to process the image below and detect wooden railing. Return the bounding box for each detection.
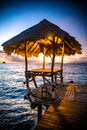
[55,84,87,102]
[74,84,87,102]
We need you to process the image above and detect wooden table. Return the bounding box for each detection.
[25,68,62,87]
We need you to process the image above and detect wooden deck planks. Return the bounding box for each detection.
[25,83,87,129]
[35,100,87,130]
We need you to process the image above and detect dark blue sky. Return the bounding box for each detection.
[0,0,87,62]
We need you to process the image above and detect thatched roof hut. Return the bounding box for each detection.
[1,19,82,56]
[1,19,82,83]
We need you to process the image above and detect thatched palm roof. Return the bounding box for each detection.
[1,19,82,57]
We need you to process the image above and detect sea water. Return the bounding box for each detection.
[0,63,87,130]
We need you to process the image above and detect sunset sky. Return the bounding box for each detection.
[0,0,87,63]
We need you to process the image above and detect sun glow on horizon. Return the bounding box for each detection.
[0,51,86,64]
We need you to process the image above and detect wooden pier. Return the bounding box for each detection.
[24,83,87,130]
[25,83,87,130]
[35,100,87,130]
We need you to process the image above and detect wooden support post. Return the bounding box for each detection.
[25,42,30,93]
[60,42,64,82]
[38,104,42,122]
[25,42,28,72]
[51,37,56,83]
[42,47,46,84]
